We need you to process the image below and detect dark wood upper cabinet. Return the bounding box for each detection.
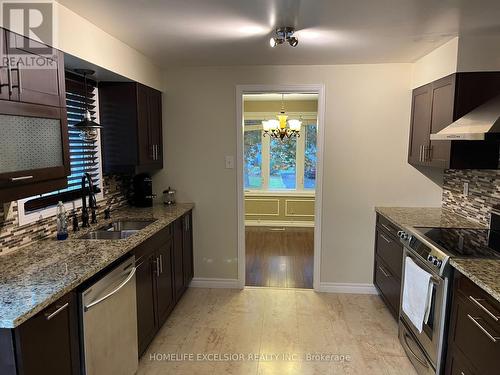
[99,82,163,174]
[408,72,500,169]
[0,292,80,375]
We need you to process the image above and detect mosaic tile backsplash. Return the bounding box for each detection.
[0,175,130,255]
[442,169,500,226]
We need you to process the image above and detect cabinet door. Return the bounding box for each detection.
[374,256,400,320]
[173,219,185,301]
[135,252,157,356]
[183,213,194,287]
[6,31,65,107]
[0,29,10,101]
[136,84,154,166]
[15,293,79,375]
[0,103,70,202]
[428,75,454,168]
[156,241,175,326]
[148,88,163,168]
[408,83,432,166]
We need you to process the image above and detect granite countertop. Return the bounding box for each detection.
[0,203,194,329]
[451,259,500,303]
[375,206,487,229]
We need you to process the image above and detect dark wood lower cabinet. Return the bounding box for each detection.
[373,214,404,320]
[135,210,194,356]
[0,292,80,375]
[445,271,500,375]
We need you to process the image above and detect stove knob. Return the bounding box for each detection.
[427,255,434,262]
[435,260,442,268]
[397,231,403,238]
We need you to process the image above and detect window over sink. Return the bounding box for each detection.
[17,73,104,225]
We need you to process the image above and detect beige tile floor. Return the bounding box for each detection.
[137,288,417,375]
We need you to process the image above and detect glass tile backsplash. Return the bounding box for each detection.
[0,114,63,174]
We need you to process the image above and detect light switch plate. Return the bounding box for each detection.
[225,156,234,169]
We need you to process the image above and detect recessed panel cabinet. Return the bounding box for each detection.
[0,292,80,375]
[99,82,163,174]
[408,72,500,169]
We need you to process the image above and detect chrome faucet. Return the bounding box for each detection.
[81,173,97,227]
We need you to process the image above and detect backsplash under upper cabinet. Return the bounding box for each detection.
[0,175,129,255]
[442,169,500,226]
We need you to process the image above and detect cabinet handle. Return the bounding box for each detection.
[380,233,392,244]
[151,144,155,160]
[378,265,392,278]
[469,296,500,321]
[467,314,499,343]
[155,257,160,277]
[427,145,432,162]
[419,145,423,162]
[159,254,163,274]
[12,63,21,94]
[10,175,33,182]
[45,302,69,320]
[380,223,393,233]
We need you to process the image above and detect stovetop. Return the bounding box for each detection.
[412,227,500,259]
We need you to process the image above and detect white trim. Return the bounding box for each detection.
[236,84,326,291]
[317,282,379,295]
[189,278,240,289]
[244,112,318,121]
[244,190,315,197]
[245,220,314,228]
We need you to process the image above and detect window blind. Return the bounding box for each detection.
[24,73,101,212]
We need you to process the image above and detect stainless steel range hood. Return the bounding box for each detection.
[430,95,500,141]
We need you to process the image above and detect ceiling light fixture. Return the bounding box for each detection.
[269,27,299,48]
[73,69,101,142]
[262,93,301,141]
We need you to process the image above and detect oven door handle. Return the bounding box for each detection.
[403,332,430,368]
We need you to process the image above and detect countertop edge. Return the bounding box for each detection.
[450,259,500,303]
[0,204,194,329]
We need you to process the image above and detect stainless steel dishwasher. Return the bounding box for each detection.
[80,256,138,375]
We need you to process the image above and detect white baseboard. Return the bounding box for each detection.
[245,220,314,228]
[189,277,241,289]
[317,282,379,295]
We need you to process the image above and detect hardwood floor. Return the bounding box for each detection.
[245,226,314,289]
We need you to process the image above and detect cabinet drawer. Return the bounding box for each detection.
[451,293,500,375]
[376,214,402,238]
[374,256,401,319]
[375,228,403,280]
[445,348,477,375]
[457,274,500,327]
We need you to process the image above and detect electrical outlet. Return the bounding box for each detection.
[463,182,469,196]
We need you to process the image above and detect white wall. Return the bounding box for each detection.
[411,38,458,89]
[457,34,500,72]
[156,64,443,283]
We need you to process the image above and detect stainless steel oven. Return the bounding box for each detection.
[398,247,449,375]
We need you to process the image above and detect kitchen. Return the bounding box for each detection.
[1,1,500,375]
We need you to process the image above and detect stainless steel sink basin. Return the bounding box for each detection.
[78,230,138,240]
[98,219,157,232]
[78,219,156,240]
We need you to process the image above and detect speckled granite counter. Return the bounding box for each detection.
[0,203,193,328]
[375,207,486,229]
[451,259,500,303]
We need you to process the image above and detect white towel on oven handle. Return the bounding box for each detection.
[402,257,434,333]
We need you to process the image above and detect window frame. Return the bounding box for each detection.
[17,88,104,226]
[244,111,317,194]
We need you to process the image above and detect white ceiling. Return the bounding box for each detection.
[58,0,500,67]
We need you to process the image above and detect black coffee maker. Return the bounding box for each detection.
[130,173,155,207]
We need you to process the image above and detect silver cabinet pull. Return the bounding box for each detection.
[380,223,393,233]
[380,233,392,244]
[378,265,392,278]
[10,175,33,181]
[155,257,160,277]
[467,314,499,343]
[45,302,69,320]
[84,267,136,311]
[469,296,500,321]
[7,65,12,95]
[159,254,163,274]
[419,145,423,162]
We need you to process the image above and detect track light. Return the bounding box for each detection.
[269,27,299,48]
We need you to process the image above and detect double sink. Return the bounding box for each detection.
[79,219,157,240]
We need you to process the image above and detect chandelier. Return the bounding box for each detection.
[262,94,301,141]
